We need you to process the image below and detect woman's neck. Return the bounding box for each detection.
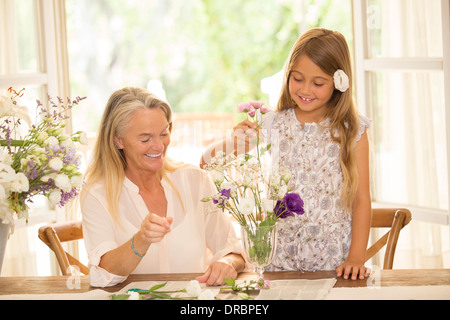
[125,168,161,192]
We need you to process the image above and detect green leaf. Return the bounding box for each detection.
[259,143,271,155]
[150,292,176,300]
[237,292,254,300]
[110,294,131,300]
[149,281,168,292]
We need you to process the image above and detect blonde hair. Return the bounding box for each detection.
[81,87,185,223]
[278,28,359,209]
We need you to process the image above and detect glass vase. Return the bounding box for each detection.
[241,223,277,280]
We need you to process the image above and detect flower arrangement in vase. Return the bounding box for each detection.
[202,101,304,278]
[0,87,87,232]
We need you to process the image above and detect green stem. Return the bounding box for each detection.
[0,139,26,147]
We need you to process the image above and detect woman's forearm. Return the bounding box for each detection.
[99,232,150,276]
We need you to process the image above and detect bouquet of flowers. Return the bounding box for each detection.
[0,87,87,231]
[202,101,304,228]
[202,102,304,277]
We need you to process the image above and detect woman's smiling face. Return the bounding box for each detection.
[114,108,170,174]
[289,54,335,123]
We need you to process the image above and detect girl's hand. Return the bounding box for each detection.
[230,119,258,154]
[336,260,371,280]
[232,120,257,143]
[140,213,173,244]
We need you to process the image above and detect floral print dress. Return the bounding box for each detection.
[262,108,370,272]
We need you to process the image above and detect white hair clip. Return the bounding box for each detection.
[333,70,349,92]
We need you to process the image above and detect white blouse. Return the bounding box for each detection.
[81,164,242,287]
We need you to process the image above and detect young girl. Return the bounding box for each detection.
[201,28,372,280]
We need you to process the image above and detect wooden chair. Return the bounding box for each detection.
[38,220,89,276]
[365,208,412,269]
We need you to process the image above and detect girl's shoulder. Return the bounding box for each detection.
[356,114,371,142]
[261,109,291,129]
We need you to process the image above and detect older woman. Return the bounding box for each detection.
[81,87,244,287]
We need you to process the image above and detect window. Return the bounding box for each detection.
[0,0,71,276]
[353,0,450,267]
[65,0,354,165]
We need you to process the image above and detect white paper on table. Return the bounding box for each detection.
[256,278,337,300]
[0,289,111,300]
[326,285,450,300]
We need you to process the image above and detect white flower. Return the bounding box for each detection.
[10,172,29,193]
[239,198,255,216]
[0,184,7,201]
[78,131,88,145]
[54,174,72,192]
[198,289,216,300]
[280,167,291,184]
[262,199,275,213]
[0,93,31,125]
[0,163,16,183]
[44,136,59,146]
[334,69,349,92]
[236,154,246,166]
[185,280,203,297]
[70,175,83,188]
[61,139,75,149]
[277,185,288,198]
[212,169,225,183]
[242,172,253,187]
[0,148,12,165]
[49,157,64,171]
[41,173,56,183]
[30,146,46,157]
[48,190,61,207]
[0,94,14,118]
[37,131,49,143]
[17,209,28,221]
[127,291,140,300]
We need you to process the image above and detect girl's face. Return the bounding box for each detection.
[114,108,170,175]
[289,54,335,123]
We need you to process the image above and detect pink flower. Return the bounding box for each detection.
[256,278,270,290]
[260,107,271,114]
[249,101,264,109]
[238,102,253,113]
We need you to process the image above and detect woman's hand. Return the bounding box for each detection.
[140,213,173,244]
[195,254,245,286]
[336,260,370,280]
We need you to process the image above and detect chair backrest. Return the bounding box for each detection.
[38,220,89,276]
[365,208,412,269]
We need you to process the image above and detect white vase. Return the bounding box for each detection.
[0,222,10,275]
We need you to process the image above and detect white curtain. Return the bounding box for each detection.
[368,0,448,268]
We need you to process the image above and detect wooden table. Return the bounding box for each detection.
[0,269,449,295]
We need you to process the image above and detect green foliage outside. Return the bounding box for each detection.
[66,0,352,133]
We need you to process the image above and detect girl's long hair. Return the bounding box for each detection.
[81,87,185,223]
[278,28,359,210]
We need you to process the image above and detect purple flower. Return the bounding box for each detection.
[213,188,231,211]
[274,192,304,218]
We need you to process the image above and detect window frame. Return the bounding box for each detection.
[0,0,71,227]
[352,0,450,229]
